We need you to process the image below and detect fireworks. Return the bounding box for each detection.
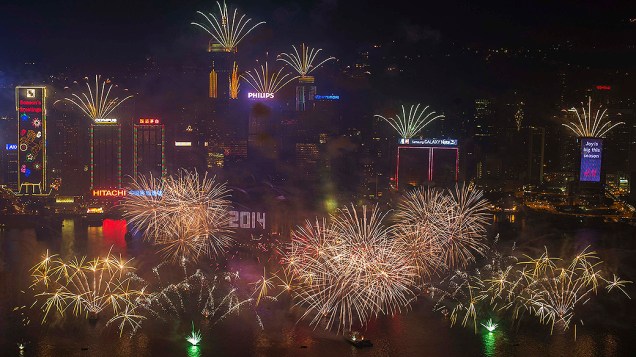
[277,44,335,78]
[481,318,498,332]
[192,1,265,52]
[394,184,490,275]
[30,250,144,323]
[563,97,624,137]
[375,104,444,139]
[186,321,202,346]
[62,75,132,122]
[241,61,299,94]
[432,243,632,336]
[130,261,257,332]
[283,206,417,332]
[122,171,233,263]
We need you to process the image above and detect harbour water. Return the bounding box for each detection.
[0,214,634,356]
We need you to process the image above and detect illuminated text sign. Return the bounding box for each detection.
[248,92,274,99]
[596,85,611,91]
[229,211,266,229]
[94,118,118,124]
[128,190,163,197]
[92,189,127,197]
[398,138,458,146]
[580,138,602,182]
[6,144,17,150]
[139,118,160,124]
[175,141,192,147]
[314,95,340,100]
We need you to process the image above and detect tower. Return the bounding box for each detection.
[16,86,47,195]
[90,119,121,189]
[133,118,166,180]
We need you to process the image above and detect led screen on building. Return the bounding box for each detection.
[16,86,46,192]
[579,138,602,182]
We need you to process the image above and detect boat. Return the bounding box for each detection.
[345,331,373,348]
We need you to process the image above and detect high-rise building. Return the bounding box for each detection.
[16,86,47,195]
[295,77,316,111]
[525,126,545,184]
[133,118,166,180]
[2,144,18,192]
[90,119,121,189]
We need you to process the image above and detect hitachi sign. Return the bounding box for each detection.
[248,92,274,99]
[92,189,127,197]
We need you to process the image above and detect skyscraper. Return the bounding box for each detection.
[90,119,121,189]
[16,86,47,195]
[133,118,166,180]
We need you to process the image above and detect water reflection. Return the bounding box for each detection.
[1,217,635,356]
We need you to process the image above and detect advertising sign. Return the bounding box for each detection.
[16,86,46,190]
[398,138,458,146]
[580,138,602,182]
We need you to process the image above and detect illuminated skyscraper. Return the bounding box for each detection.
[90,119,121,189]
[295,77,316,111]
[16,86,47,194]
[133,118,166,180]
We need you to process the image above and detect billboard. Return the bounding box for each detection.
[16,86,46,192]
[579,138,602,182]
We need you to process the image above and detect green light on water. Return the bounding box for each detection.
[482,329,496,357]
[187,345,201,357]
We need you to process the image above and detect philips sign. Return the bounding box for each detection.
[398,138,458,146]
[248,92,274,99]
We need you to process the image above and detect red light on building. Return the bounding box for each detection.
[139,118,160,125]
[596,85,611,91]
[92,188,127,197]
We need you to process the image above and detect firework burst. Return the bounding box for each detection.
[192,1,265,52]
[563,97,624,137]
[284,206,417,332]
[241,61,299,94]
[394,184,490,275]
[277,44,335,78]
[61,75,132,122]
[375,104,444,139]
[30,249,144,323]
[122,171,233,263]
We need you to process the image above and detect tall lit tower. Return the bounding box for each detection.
[90,118,121,189]
[16,86,47,195]
[133,118,166,180]
[192,1,265,100]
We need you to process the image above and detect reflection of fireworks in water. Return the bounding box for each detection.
[30,249,144,323]
[123,171,232,262]
[283,205,417,332]
[394,184,490,277]
[126,260,260,334]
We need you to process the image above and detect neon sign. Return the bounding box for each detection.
[595,85,611,91]
[92,189,127,197]
[128,190,163,197]
[139,118,160,124]
[314,95,340,100]
[175,141,192,147]
[55,196,75,203]
[6,144,17,150]
[398,138,458,146]
[94,118,118,124]
[248,92,274,99]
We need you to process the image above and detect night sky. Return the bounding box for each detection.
[1,0,634,71]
